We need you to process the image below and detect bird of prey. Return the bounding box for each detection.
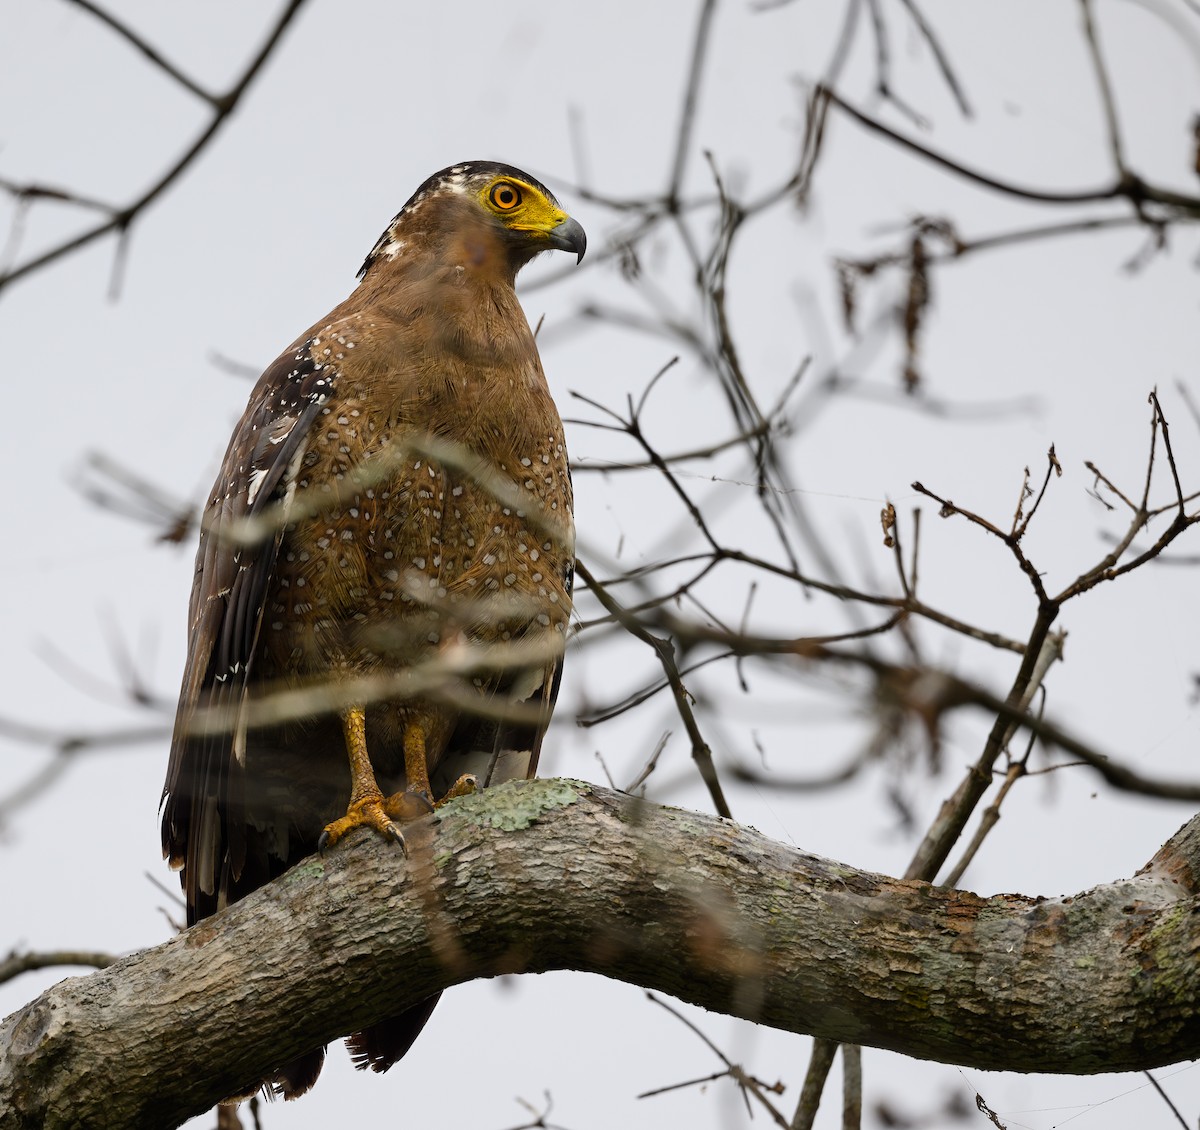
[161,161,584,1098]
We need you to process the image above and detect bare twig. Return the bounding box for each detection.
[840,1042,862,1130]
[65,0,218,104]
[0,949,117,986]
[0,0,309,293]
[790,1038,837,1130]
[895,0,972,116]
[639,993,790,1128]
[576,560,733,819]
[668,0,719,202]
[1143,1069,1190,1130]
[818,84,1200,215]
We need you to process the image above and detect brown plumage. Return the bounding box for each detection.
[161,162,584,1099]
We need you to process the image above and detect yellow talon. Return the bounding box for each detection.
[320,711,476,854]
[318,792,405,853]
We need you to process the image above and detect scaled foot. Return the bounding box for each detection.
[319,775,479,854]
[318,791,409,853]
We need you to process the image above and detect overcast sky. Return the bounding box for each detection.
[2,2,1198,1127]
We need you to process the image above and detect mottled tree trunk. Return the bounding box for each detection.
[2,780,1197,1129]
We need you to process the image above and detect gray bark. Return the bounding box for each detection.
[2,779,1197,1129]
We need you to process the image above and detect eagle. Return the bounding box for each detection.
[161,161,584,1098]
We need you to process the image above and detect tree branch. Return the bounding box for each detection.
[0,949,117,986]
[2,780,1197,1129]
[0,0,308,294]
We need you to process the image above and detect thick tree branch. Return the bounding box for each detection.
[2,780,1198,1129]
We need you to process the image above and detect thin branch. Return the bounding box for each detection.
[1085,458,1137,511]
[0,0,309,293]
[576,649,734,729]
[895,0,972,116]
[570,384,723,552]
[666,620,1196,804]
[0,949,117,986]
[636,1021,790,1130]
[941,701,1040,888]
[65,0,218,105]
[840,1042,862,1130]
[1151,389,1188,517]
[570,422,774,474]
[626,731,672,793]
[575,560,733,818]
[1143,1069,1190,1130]
[819,84,1200,214]
[911,480,1050,605]
[668,0,719,201]
[1080,0,1129,175]
[791,1038,837,1130]
[1012,446,1062,540]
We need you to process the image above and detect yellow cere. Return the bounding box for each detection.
[478,176,567,240]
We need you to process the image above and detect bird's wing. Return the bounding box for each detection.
[161,333,338,920]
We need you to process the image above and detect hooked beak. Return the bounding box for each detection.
[546,215,587,263]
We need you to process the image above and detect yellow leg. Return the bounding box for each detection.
[344,705,381,804]
[318,705,406,852]
[320,707,481,851]
[382,717,478,820]
[404,722,433,802]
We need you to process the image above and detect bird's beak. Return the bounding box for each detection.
[546,215,587,263]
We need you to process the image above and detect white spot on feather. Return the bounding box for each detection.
[246,467,268,507]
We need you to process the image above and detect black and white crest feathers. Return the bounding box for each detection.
[357,160,561,279]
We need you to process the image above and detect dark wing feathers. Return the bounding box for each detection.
[161,336,337,920]
[345,995,442,1076]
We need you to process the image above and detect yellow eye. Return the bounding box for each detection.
[489,182,522,211]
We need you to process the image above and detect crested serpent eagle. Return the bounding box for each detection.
[162,161,585,1098]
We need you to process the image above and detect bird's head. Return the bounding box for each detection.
[358,162,586,283]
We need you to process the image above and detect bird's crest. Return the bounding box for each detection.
[357,161,574,278]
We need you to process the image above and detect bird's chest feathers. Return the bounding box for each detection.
[426,271,537,375]
[265,355,571,665]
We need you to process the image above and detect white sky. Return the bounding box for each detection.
[1,1,1198,1127]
